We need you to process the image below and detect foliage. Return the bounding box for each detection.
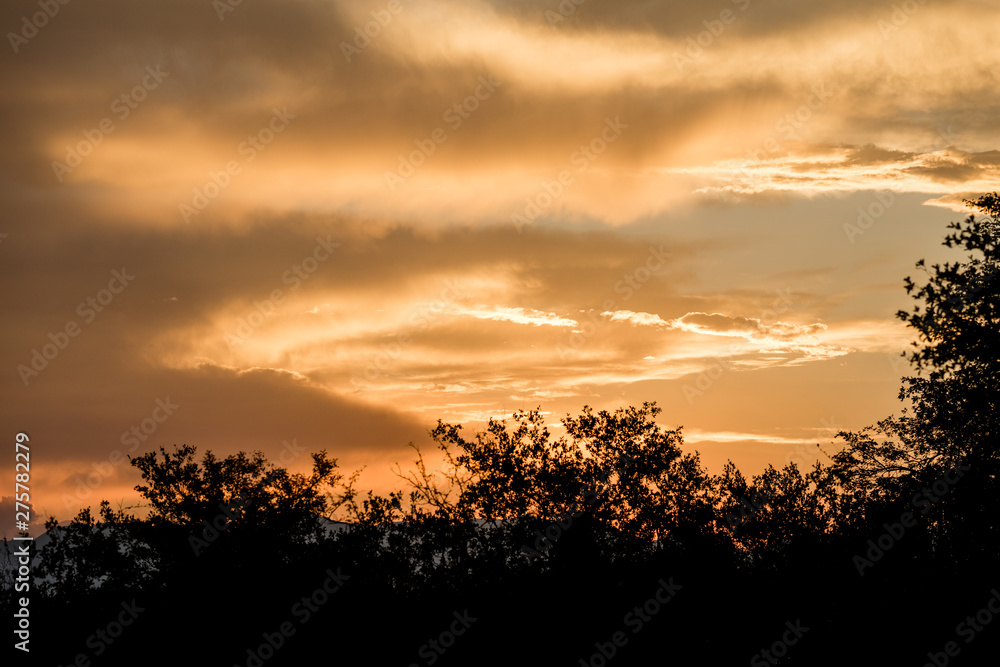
[132,444,341,540]
[831,193,1000,567]
[27,195,1000,664]
[898,193,999,381]
[35,501,159,599]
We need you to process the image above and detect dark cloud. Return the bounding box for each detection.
[841,144,914,166]
[485,0,947,40]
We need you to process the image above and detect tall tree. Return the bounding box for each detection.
[833,193,1000,566]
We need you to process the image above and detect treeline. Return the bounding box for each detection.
[8,195,999,666]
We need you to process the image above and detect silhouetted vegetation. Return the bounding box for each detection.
[18,195,999,666]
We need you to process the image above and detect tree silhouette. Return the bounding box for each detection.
[833,192,1000,569]
[375,403,721,569]
[28,197,1000,665]
[35,501,159,600]
[899,192,999,381]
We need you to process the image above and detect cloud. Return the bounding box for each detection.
[3,0,998,227]
[602,308,828,341]
[685,145,1000,199]
[453,306,578,327]
[602,310,671,327]
[621,310,830,343]
[2,0,996,519]
[672,312,763,336]
[922,193,986,213]
[682,430,821,446]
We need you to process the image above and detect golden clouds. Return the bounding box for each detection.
[2,0,996,518]
[686,146,1000,201]
[3,0,994,231]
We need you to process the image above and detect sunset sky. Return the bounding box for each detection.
[3,0,999,530]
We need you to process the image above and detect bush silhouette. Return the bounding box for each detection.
[31,195,1000,666]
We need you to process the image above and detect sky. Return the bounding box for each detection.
[2,0,999,531]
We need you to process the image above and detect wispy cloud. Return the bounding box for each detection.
[452,306,578,327]
[603,309,829,344]
[681,146,1000,199]
[3,0,996,520]
[603,310,671,327]
[682,429,821,446]
[670,312,828,342]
